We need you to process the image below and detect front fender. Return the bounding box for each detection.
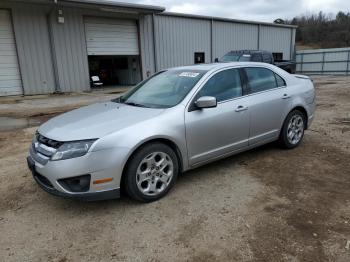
[93,107,189,175]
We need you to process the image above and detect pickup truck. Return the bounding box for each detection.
[217,50,296,74]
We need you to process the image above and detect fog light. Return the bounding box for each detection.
[58,175,91,192]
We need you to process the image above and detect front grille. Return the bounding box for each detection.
[31,133,61,165]
[37,133,63,149]
[30,145,49,165]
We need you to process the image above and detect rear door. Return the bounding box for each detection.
[185,68,250,166]
[243,67,291,145]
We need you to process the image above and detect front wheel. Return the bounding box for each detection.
[279,110,306,149]
[124,143,179,202]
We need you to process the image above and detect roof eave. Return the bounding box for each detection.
[161,12,298,29]
[8,0,165,14]
[61,0,165,13]
[64,0,164,12]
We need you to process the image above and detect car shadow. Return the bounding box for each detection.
[49,142,279,210]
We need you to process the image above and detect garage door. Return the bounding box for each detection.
[0,10,22,96]
[84,17,139,56]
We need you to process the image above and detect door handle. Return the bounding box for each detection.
[282,94,291,99]
[235,105,248,112]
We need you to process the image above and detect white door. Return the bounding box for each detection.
[84,17,139,56]
[0,10,22,96]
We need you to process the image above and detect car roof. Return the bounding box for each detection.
[167,62,274,72]
[226,50,271,54]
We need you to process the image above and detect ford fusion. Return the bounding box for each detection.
[27,62,315,202]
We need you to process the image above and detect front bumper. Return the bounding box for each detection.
[28,156,120,201]
[27,145,129,201]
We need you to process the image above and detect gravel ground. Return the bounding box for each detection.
[0,76,349,262]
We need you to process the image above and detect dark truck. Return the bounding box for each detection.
[217,50,296,74]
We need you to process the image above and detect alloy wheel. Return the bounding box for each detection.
[287,115,304,145]
[136,152,174,196]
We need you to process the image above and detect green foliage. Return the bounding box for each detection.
[287,11,350,48]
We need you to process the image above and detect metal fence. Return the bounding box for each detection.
[296,47,350,75]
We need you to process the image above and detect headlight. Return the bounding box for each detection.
[51,140,96,161]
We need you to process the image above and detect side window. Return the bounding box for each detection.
[251,53,262,62]
[263,54,272,64]
[245,67,277,94]
[275,73,286,87]
[198,69,242,102]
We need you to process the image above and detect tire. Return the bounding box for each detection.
[123,142,179,202]
[279,110,306,149]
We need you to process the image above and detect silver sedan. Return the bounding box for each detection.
[27,62,315,202]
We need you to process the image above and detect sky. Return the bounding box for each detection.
[126,0,350,22]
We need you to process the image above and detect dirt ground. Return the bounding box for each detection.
[0,76,349,262]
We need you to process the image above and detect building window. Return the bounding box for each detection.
[194,52,205,64]
[272,53,283,61]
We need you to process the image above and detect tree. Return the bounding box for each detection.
[286,11,350,48]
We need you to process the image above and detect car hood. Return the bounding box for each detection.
[38,102,164,141]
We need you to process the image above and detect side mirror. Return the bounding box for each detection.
[195,96,217,109]
[214,58,219,62]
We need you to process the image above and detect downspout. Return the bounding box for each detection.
[48,0,62,93]
[257,24,261,50]
[152,13,158,73]
[210,18,213,62]
[289,28,294,60]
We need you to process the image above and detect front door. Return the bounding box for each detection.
[185,68,250,166]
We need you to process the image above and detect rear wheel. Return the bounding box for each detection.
[124,143,179,202]
[279,110,306,149]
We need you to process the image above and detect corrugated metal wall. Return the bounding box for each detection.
[296,47,350,74]
[1,1,295,95]
[139,14,155,79]
[49,8,90,93]
[153,15,211,70]
[212,21,259,59]
[259,26,293,60]
[145,14,296,73]
[10,3,56,95]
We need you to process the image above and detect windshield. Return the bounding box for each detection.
[116,69,207,108]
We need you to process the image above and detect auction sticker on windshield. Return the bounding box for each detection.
[179,72,200,78]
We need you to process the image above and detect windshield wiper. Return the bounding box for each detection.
[124,102,148,108]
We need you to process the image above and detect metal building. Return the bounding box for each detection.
[0,0,296,96]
